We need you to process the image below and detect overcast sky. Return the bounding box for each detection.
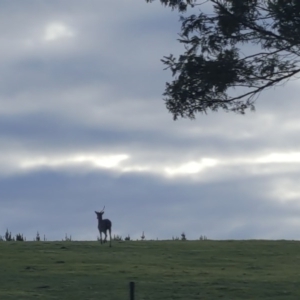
[1,0,300,241]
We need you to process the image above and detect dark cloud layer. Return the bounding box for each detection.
[1,167,300,241]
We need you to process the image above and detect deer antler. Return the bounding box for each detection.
[100,206,105,212]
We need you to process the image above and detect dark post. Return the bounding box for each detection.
[129,281,135,300]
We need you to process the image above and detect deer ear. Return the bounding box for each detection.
[95,211,97,214]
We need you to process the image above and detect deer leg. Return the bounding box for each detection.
[100,231,102,244]
[104,231,107,243]
[109,228,112,247]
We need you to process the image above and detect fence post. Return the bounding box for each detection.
[129,281,135,300]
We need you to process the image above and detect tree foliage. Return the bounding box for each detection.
[146,0,300,119]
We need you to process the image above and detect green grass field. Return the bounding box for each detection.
[0,240,300,299]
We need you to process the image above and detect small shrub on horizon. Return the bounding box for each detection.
[113,234,123,241]
[181,232,186,241]
[124,235,130,241]
[199,235,208,241]
[35,232,40,241]
[5,229,12,241]
[16,233,25,241]
[63,234,72,241]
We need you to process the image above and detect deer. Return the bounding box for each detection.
[95,206,112,247]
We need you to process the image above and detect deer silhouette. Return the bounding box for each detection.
[95,206,112,247]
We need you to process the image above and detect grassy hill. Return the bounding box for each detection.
[0,240,300,299]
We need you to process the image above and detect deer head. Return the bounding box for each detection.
[95,206,105,219]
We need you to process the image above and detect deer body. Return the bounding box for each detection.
[95,207,112,247]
